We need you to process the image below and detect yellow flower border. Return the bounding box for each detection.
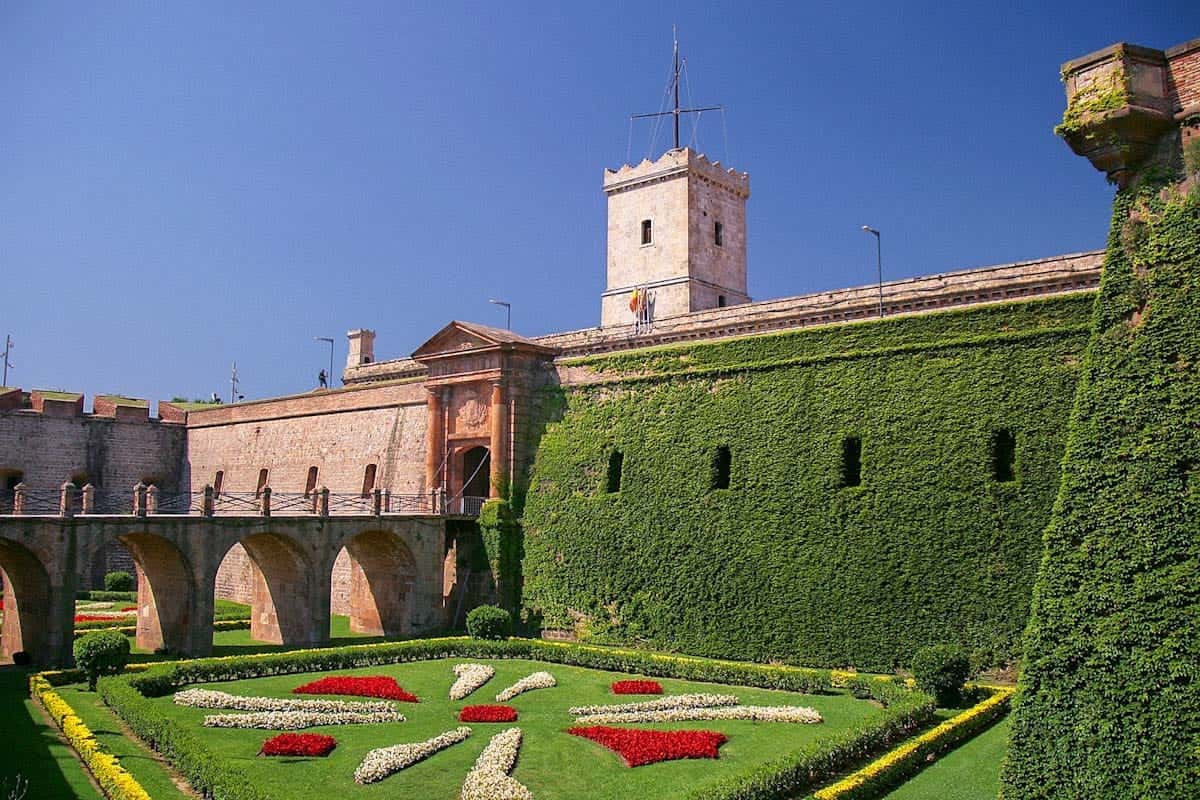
[813,685,1015,800]
[29,673,153,800]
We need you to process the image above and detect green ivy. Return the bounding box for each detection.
[479,499,523,615]
[1002,185,1200,798]
[521,295,1095,671]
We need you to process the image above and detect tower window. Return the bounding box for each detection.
[710,445,731,490]
[717,295,727,308]
[714,221,723,246]
[304,466,319,497]
[606,450,624,494]
[255,468,269,498]
[361,463,377,497]
[640,219,653,245]
[841,437,862,488]
[992,430,1017,482]
[213,470,224,497]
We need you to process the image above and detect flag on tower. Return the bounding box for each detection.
[629,288,641,312]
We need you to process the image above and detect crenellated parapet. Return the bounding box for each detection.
[603,147,750,198]
[1058,37,1200,185]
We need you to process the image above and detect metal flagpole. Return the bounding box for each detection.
[1,335,12,386]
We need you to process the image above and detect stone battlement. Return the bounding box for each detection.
[603,147,750,198]
[0,389,184,423]
[343,249,1103,383]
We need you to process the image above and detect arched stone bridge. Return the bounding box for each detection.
[0,514,452,666]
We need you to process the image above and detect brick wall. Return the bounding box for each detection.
[185,380,429,497]
[1167,37,1200,111]
[0,409,185,492]
[0,402,186,588]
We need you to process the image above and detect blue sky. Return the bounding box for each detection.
[1,1,1193,405]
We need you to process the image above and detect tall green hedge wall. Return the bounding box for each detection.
[1002,185,1200,799]
[521,294,1095,671]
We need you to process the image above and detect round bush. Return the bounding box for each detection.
[74,631,130,690]
[104,571,135,592]
[466,605,512,640]
[911,644,971,706]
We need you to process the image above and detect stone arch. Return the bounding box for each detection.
[0,537,51,664]
[333,529,417,637]
[118,532,197,654]
[223,532,316,645]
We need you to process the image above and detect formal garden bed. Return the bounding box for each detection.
[25,637,1015,800]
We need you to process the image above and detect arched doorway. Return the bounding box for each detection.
[119,533,196,655]
[332,530,417,636]
[0,539,51,664]
[216,533,316,645]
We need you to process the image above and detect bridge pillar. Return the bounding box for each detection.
[121,532,203,656]
[0,525,76,667]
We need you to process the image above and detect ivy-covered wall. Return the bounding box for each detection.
[1002,185,1200,799]
[520,294,1096,672]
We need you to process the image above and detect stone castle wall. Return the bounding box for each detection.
[185,380,430,609]
[0,399,186,588]
[185,379,430,497]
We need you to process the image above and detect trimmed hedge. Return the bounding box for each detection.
[522,294,1094,670]
[1002,185,1200,797]
[467,604,512,639]
[814,685,1013,799]
[97,637,935,800]
[104,571,135,593]
[78,590,137,603]
[30,674,152,800]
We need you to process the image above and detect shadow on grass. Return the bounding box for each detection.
[0,666,101,800]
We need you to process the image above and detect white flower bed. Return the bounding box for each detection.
[495,671,555,702]
[575,704,823,725]
[354,726,472,784]
[449,663,496,701]
[175,688,396,714]
[460,727,532,800]
[203,710,404,730]
[567,693,737,717]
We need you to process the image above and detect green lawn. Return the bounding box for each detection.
[880,715,1010,800]
[120,658,881,800]
[0,669,102,800]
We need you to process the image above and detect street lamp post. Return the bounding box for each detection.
[488,299,512,330]
[314,337,334,388]
[861,226,883,318]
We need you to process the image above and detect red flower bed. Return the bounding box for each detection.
[120,606,138,612]
[458,705,518,722]
[292,676,419,703]
[259,733,337,757]
[74,614,123,623]
[611,680,663,695]
[568,726,728,767]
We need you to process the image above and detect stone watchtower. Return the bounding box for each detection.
[600,148,751,327]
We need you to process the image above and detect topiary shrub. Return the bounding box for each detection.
[466,605,512,640]
[74,631,130,690]
[11,651,31,667]
[104,571,135,593]
[911,644,970,706]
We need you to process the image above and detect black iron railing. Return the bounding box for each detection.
[0,485,479,517]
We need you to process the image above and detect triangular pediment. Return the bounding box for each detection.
[411,322,498,360]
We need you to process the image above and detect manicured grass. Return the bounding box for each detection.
[0,669,102,800]
[880,715,1010,800]
[58,683,192,800]
[132,657,879,800]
